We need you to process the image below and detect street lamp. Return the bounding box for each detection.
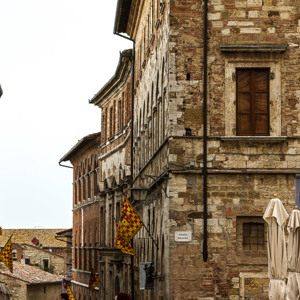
[130,185,148,202]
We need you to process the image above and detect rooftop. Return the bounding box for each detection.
[0,229,67,248]
[0,262,62,284]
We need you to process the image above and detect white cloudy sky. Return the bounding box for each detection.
[0,0,131,228]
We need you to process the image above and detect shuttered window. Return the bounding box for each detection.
[236,69,270,136]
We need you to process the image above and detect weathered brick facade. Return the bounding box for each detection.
[60,49,133,299]
[60,132,101,299]
[90,49,133,299]
[113,0,300,299]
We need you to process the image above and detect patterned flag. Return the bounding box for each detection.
[67,286,76,300]
[89,268,100,291]
[117,195,143,242]
[0,235,13,273]
[115,226,135,256]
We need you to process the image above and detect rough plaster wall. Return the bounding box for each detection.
[23,246,65,275]
[27,283,61,300]
[0,275,26,300]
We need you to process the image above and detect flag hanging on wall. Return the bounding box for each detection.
[0,235,13,273]
[117,195,143,242]
[115,226,135,256]
[89,268,100,291]
[67,286,76,300]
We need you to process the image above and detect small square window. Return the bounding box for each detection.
[236,216,266,254]
[243,222,265,250]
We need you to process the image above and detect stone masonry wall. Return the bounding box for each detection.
[22,245,65,275]
[0,274,26,300]
[168,172,295,299]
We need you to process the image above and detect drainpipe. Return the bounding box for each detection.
[113,30,136,300]
[203,0,208,263]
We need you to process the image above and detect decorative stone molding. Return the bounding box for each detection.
[220,44,287,53]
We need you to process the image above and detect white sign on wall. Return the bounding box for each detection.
[175,231,192,242]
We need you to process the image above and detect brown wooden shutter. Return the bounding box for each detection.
[236,69,269,136]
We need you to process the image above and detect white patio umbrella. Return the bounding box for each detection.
[286,206,300,300]
[263,194,289,300]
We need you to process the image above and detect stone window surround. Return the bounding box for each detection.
[225,59,281,137]
[239,272,269,300]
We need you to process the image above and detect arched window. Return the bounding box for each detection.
[161,57,165,141]
[156,71,160,147]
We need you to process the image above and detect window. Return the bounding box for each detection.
[118,99,122,131]
[224,60,281,137]
[243,222,265,250]
[25,258,30,265]
[100,207,105,246]
[43,258,49,270]
[116,202,121,222]
[236,216,266,253]
[110,107,113,138]
[236,68,269,136]
[12,251,17,261]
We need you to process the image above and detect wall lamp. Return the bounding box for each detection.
[130,185,149,201]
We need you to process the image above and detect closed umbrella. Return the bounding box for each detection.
[286,206,300,300]
[263,194,289,300]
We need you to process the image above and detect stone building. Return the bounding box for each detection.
[18,244,65,275]
[0,283,10,300]
[0,229,68,276]
[112,0,300,299]
[89,49,133,299]
[56,229,73,279]
[60,49,133,299]
[0,229,68,257]
[0,262,62,300]
[59,132,101,299]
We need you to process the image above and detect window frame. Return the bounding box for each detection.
[224,60,281,137]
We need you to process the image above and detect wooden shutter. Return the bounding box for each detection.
[236,69,269,136]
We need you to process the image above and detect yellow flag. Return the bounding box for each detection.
[0,235,13,273]
[67,286,76,300]
[117,196,143,242]
[115,227,135,256]
[89,268,100,291]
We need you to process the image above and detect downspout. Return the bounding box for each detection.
[203,0,208,262]
[113,30,136,300]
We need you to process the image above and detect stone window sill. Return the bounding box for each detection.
[221,136,287,143]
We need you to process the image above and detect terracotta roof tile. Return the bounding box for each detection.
[0,229,67,248]
[0,262,62,284]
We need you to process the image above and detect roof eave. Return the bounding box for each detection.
[89,50,132,106]
[59,132,100,163]
[113,0,132,34]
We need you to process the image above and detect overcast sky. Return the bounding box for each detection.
[0,0,131,229]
